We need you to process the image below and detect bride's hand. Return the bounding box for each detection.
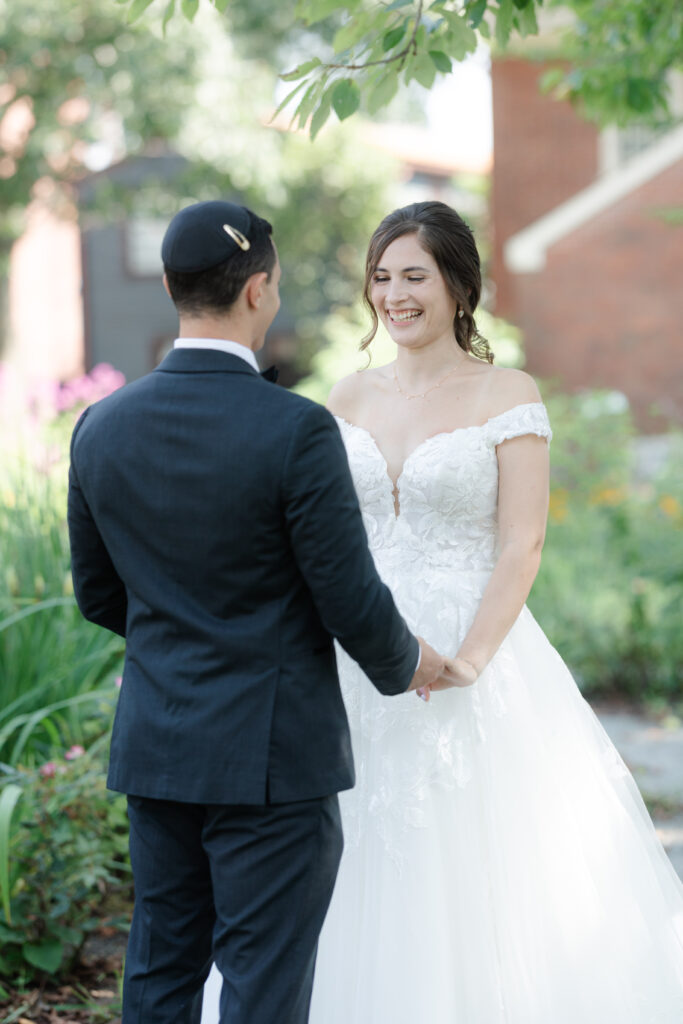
[416,657,479,700]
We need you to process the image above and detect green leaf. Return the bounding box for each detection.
[162,0,176,35]
[296,0,362,26]
[0,784,21,926]
[294,80,325,129]
[281,58,322,83]
[383,23,408,51]
[127,0,156,21]
[512,0,531,7]
[331,79,361,121]
[212,0,230,11]
[539,67,565,93]
[626,77,656,113]
[271,78,310,122]
[51,923,84,945]
[181,0,199,20]
[366,70,400,115]
[310,89,333,139]
[334,14,373,53]
[0,597,75,634]
[412,53,437,89]
[440,9,478,57]
[23,940,63,974]
[495,0,514,47]
[429,50,452,73]
[515,0,538,36]
[466,0,488,28]
[386,0,414,9]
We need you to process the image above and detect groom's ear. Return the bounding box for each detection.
[162,273,172,298]
[244,271,268,311]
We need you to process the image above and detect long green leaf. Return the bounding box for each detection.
[0,784,22,925]
[0,642,120,727]
[281,58,322,83]
[271,79,311,122]
[0,689,113,766]
[0,597,75,634]
[310,88,333,139]
[366,70,400,115]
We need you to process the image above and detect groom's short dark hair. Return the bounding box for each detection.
[164,206,276,316]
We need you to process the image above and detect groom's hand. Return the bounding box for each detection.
[417,656,479,701]
[406,638,446,694]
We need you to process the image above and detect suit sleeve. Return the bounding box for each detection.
[67,411,128,638]
[281,402,419,695]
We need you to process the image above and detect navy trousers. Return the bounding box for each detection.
[123,794,343,1024]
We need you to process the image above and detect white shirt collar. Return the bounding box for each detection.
[173,338,259,373]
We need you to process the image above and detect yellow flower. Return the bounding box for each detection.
[34,574,46,598]
[1,488,16,509]
[658,495,681,520]
[549,488,569,523]
[62,572,74,597]
[591,486,626,507]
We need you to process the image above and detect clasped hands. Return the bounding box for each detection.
[407,638,479,701]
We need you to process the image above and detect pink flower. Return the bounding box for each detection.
[64,745,85,760]
[115,676,123,688]
[39,761,57,778]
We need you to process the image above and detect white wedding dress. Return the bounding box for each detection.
[305,402,683,1023]
[201,401,683,1024]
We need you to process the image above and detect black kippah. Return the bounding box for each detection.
[161,200,255,273]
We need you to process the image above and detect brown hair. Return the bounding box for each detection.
[361,201,493,363]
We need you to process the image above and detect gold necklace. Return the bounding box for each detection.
[393,362,464,401]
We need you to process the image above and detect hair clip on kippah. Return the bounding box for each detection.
[223,224,251,251]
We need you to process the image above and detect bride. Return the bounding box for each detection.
[306,201,683,1022]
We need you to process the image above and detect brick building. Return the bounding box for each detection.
[491,58,683,431]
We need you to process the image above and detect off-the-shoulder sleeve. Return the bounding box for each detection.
[487,402,552,447]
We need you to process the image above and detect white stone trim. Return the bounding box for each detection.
[504,123,683,273]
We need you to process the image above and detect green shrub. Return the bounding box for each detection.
[529,392,683,701]
[0,366,125,766]
[0,738,131,985]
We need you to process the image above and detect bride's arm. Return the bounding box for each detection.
[452,429,550,681]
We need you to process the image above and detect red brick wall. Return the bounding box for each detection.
[515,162,683,432]
[491,58,599,317]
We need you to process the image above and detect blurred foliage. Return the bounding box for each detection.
[0,740,130,985]
[0,365,125,768]
[530,390,683,702]
[542,0,683,128]
[117,0,683,136]
[1,1,400,367]
[0,0,201,251]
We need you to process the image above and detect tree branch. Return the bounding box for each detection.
[318,0,424,73]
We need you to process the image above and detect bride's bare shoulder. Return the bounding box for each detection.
[483,366,542,417]
[326,365,392,420]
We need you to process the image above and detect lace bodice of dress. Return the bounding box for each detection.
[335,402,552,574]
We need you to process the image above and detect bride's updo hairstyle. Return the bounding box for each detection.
[361,201,493,363]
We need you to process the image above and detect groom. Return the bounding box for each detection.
[67,200,449,1024]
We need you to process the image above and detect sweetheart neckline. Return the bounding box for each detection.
[334,401,546,496]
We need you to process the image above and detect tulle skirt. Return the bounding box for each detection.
[308,567,683,1023]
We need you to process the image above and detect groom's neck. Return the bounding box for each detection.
[177,312,257,352]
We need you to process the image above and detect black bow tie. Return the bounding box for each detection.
[260,365,279,383]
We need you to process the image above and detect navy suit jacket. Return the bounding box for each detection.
[67,348,418,804]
